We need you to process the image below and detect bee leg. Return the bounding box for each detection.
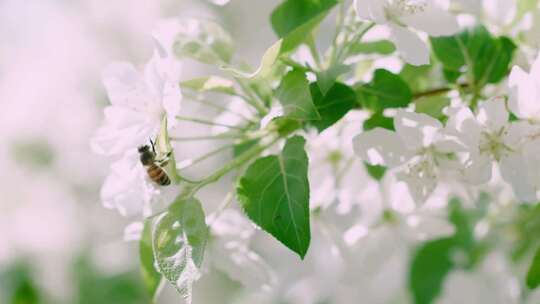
[156,151,172,167]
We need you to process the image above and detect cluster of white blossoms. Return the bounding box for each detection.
[354,0,459,65]
[354,52,540,205]
[91,33,182,218]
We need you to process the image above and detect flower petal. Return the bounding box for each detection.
[397,158,438,204]
[394,110,442,150]
[463,153,493,184]
[100,153,149,217]
[353,128,412,168]
[389,24,430,66]
[499,153,537,202]
[102,62,146,107]
[508,65,540,120]
[401,3,459,36]
[354,0,387,23]
[445,106,482,149]
[477,99,509,132]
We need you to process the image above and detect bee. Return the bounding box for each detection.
[138,140,172,186]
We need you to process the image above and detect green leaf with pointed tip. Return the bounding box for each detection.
[180,76,236,95]
[271,0,337,38]
[409,238,455,304]
[308,82,357,132]
[237,136,311,259]
[222,2,334,79]
[527,246,540,289]
[276,69,320,121]
[430,26,516,86]
[409,197,488,304]
[356,69,412,112]
[316,64,351,96]
[363,112,394,131]
[152,196,209,304]
[140,220,162,300]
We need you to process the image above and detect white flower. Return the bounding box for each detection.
[100,150,175,217]
[354,0,459,65]
[91,51,181,156]
[353,110,463,203]
[508,52,540,123]
[446,99,537,202]
[307,111,373,210]
[508,53,540,196]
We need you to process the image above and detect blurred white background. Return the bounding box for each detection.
[0,0,281,303]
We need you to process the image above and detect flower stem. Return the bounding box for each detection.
[170,133,241,141]
[192,136,280,192]
[235,78,268,115]
[413,83,470,99]
[175,115,245,130]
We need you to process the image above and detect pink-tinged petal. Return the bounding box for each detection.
[477,99,509,132]
[401,3,459,36]
[531,52,540,85]
[101,154,148,217]
[499,153,537,203]
[394,110,442,150]
[102,62,146,107]
[508,65,540,120]
[389,24,430,66]
[353,128,413,168]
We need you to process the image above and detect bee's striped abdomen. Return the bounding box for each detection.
[147,164,171,186]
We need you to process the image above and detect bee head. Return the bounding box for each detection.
[138,145,155,165]
[138,145,150,153]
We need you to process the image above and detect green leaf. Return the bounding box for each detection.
[356,69,412,112]
[348,40,396,55]
[430,26,516,86]
[527,246,540,289]
[0,263,41,304]
[140,220,162,300]
[316,64,351,96]
[308,82,357,132]
[364,163,387,181]
[408,197,487,304]
[152,196,209,304]
[276,69,320,121]
[180,76,236,95]
[73,256,149,304]
[233,139,260,157]
[415,96,450,120]
[363,112,394,131]
[237,136,311,258]
[270,0,338,38]
[399,64,435,92]
[223,1,335,79]
[409,238,456,304]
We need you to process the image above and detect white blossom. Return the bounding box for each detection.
[354,0,459,65]
[91,49,181,156]
[100,149,175,218]
[353,110,463,203]
[446,99,537,202]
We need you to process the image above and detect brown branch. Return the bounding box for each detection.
[413,83,470,100]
